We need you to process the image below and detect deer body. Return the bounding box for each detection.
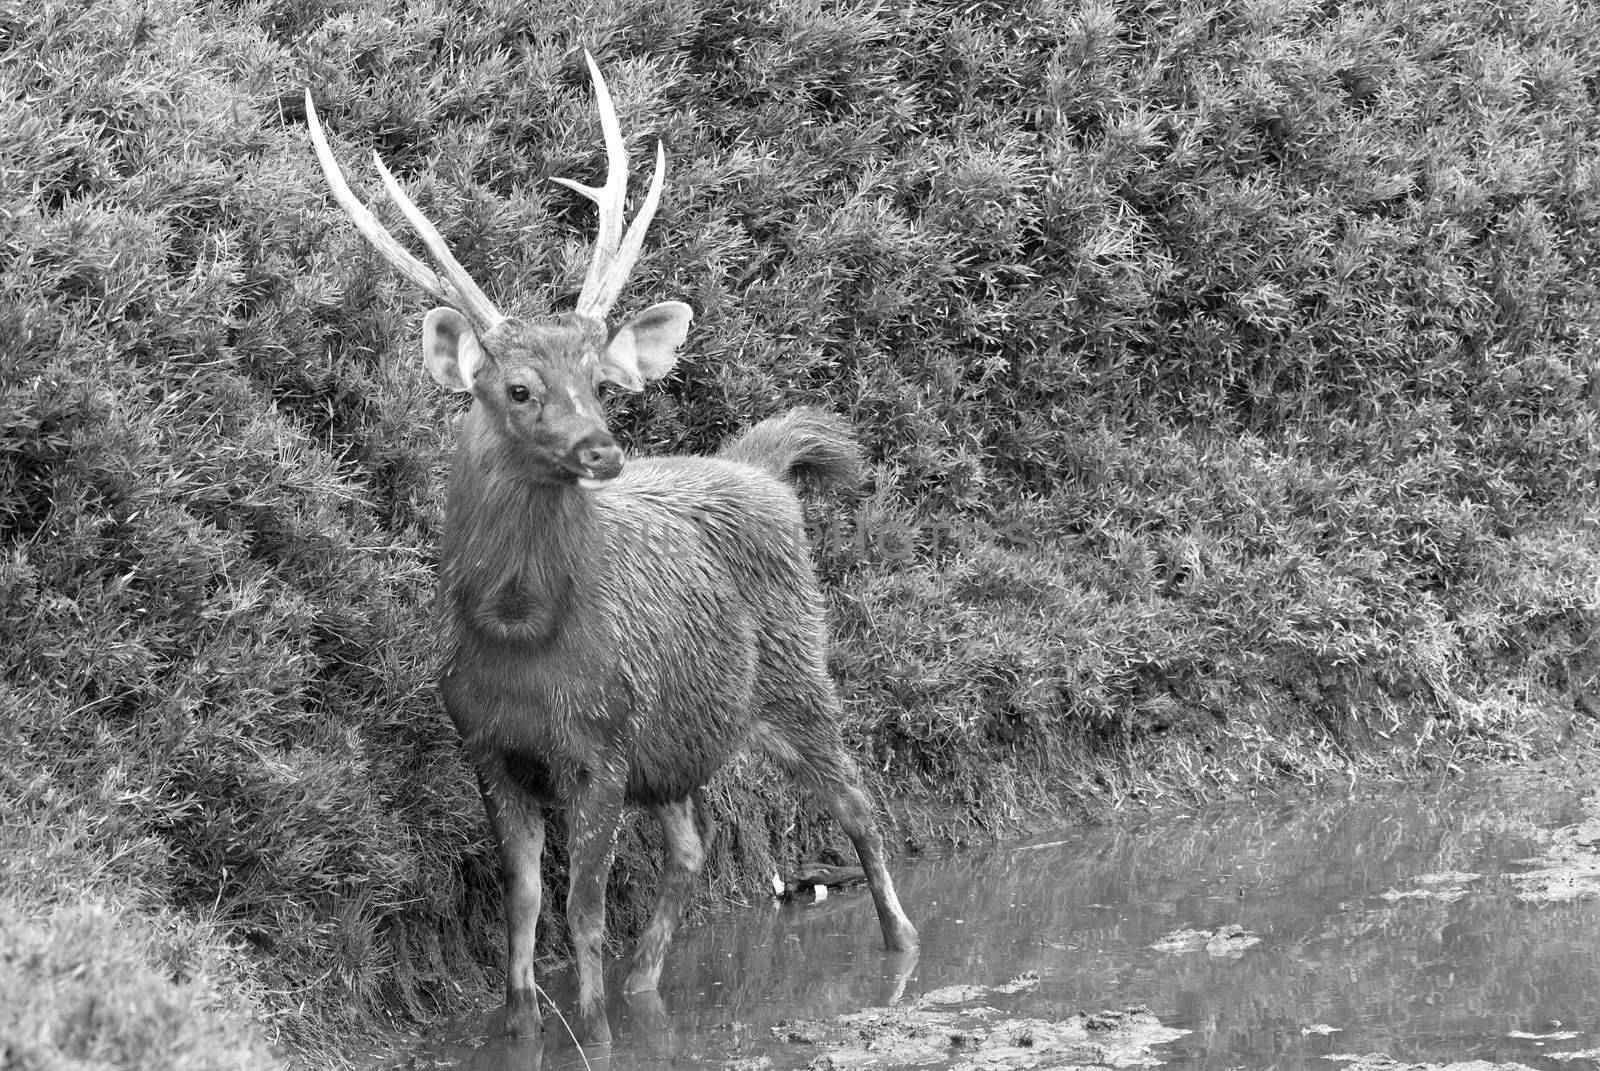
[306,55,915,1048]
[438,408,914,1043]
[440,444,833,806]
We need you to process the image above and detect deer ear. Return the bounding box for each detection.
[598,301,693,392]
[422,307,485,392]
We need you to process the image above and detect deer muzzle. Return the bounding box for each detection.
[573,435,625,482]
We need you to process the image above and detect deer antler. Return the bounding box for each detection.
[304,91,505,335]
[550,51,668,322]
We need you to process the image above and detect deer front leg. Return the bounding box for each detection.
[567,770,626,1046]
[625,795,710,994]
[476,756,547,1038]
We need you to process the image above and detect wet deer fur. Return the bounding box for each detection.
[306,55,916,1048]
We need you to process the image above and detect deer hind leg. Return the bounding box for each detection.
[566,770,627,1047]
[476,755,548,1038]
[625,793,713,995]
[769,709,919,952]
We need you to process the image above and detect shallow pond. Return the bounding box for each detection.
[380,766,1600,1070]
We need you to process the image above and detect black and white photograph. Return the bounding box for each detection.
[2,1,1597,1068]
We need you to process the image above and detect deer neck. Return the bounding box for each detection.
[439,435,600,645]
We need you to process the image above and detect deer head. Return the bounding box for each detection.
[305,52,692,484]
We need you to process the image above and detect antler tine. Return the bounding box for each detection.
[370,156,503,332]
[606,139,666,306]
[306,92,445,302]
[549,51,668,321]
[304,90,504,334]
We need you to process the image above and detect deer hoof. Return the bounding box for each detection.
[885,922,920,952]
[577,1006,613,1047]
[503,988,542,1038]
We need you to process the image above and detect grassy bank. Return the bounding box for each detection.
[2,0,1597,1064]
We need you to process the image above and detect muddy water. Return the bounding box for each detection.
[383,769,1600,1070]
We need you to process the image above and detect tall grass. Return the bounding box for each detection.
[2,0,1596,1063]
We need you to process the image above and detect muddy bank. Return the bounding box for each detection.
[1507,791,1600,904]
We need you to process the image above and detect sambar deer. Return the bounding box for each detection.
[305,53,917,1046]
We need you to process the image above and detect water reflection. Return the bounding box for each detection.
[384,776,1600,1070]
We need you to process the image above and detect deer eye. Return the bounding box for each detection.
[506,384,533,405]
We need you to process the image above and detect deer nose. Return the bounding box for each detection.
[573,435,624,480]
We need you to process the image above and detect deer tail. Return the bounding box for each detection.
[718,407,865,494]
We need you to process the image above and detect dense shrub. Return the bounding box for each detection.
[2,0,1596,1063]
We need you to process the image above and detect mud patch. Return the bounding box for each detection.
[774,989,1187,1070]
[916,972,1041,1008]
[1323,1056,1539,1071]
[1149,924,1261,957]
[1380,871,1482,903]
[1509,795,1600,903]
[1507,1031,1580,1041]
